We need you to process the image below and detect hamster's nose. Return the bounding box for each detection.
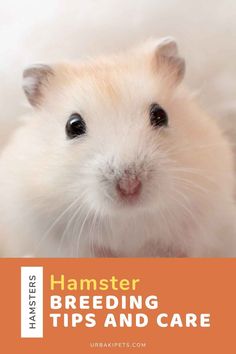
[116,175,142,198]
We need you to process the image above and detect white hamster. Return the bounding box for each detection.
[0,37,236,257]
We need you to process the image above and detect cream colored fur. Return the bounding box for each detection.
[0,39,236,257]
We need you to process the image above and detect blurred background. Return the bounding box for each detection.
[0,0,235,145]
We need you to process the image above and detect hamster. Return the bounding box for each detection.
[0,37,236,257]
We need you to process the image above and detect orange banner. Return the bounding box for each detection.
[0,259,235,353]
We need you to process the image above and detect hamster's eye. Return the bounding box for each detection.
[149,103,168,128]
[66,113,86,139]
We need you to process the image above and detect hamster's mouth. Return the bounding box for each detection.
[117,193,141,206]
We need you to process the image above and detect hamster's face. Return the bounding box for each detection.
[21,38,231,220]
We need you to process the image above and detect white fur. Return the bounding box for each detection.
[0,40,235,257]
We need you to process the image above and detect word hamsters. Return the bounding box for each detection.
[0,37,236,257]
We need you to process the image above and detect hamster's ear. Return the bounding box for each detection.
[23,64,54,107]
[153,37,185,85]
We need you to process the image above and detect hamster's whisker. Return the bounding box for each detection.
[106,213,114,255]
[101,211,109,257]
[58,196,89,255]
[171,176,211,195]
[35,192,87,254]
[71,205,89,257]
[168,188,207,236]
[89,209,100,257]
[167,167,219,186]
[70,198,93,257]
[171,186,192,207]
[75,207,94,257]
[95,209,106,257]
[103,189,115,203]
[158,202,181,243]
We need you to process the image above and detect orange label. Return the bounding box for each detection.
[0,258,235,353]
